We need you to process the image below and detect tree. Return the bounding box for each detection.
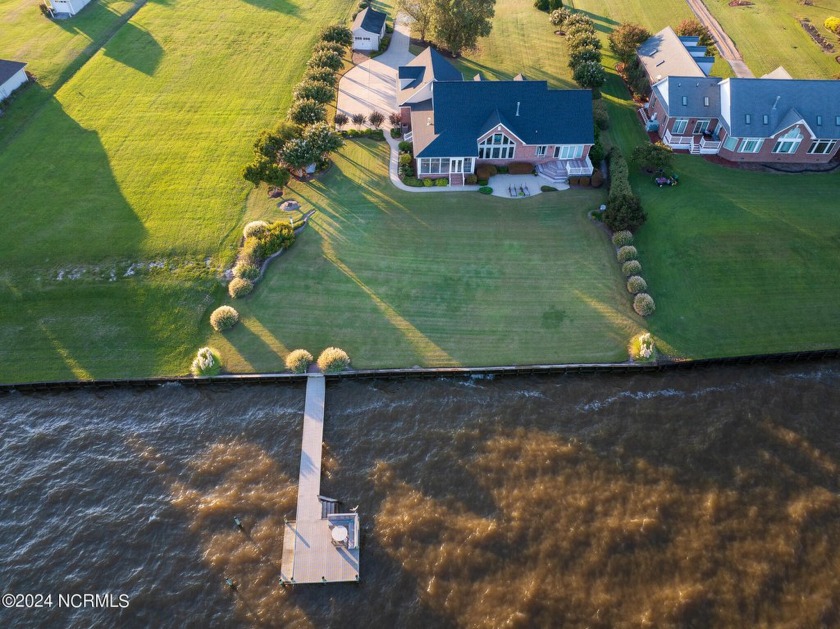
[368,110,385,129]
[631,142,673,172]
[564,13,594,30]
[280,138,318,175]
[549,8,571,26]
[826,17,840,35]
[334,112,349,130]
[288,99,326,125]
[430,0,496,57]
[242,154,291,189]
[675,18,716,55]
[604,194,646,232]
[565,22,596,40]
[568,47,601,70]
[608,22,651,64]
[303,122,344,159]
[304,66,338,87]
[567,32,602,52]
[253,121,300,161]
[397,0,434,41]
[534,0,549,11]
[388,112,402,127]
[351,112,367,127]
[572,60,606,92]
[294,80,334,104]
[307,50,343,72]
[313,40,347,56]
[320,24,353,47]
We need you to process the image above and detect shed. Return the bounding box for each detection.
[352,7,387,51]
[49,0,93,17]
[0,60,28,102]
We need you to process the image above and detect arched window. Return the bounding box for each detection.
[772,127,803,154]
[478,133,515,160]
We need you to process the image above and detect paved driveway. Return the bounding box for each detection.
[337,17,414,125]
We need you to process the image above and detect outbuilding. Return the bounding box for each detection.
[352,7,387,51]
[0,60,28,102]
[49,0,93,17]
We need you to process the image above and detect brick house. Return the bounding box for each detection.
[398,48,594,186]
[637,27,840,164]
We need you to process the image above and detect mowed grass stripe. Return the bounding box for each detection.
[218,141,639,371]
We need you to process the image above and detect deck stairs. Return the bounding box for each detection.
[536,161,568,184]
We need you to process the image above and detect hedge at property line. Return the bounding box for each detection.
[622,260,642,276]
[210,306,239,332]
[633,293,656,316]
[317,347,350,373]
[612,230,633,247]
[616,245,638,263]
[607,147,632,199]
[285,349,314,374]
[627,275,648,294]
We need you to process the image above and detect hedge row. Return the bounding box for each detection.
[289,26,352,126]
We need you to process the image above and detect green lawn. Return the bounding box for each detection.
[215,140,639,371]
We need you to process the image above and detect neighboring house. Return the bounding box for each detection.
[49,0,93,16]
[398,48,594,186]
[0,60,28,102]
[638,27,840,163]
[352,7,387,52]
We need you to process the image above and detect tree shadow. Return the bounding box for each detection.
[238,0,301,16]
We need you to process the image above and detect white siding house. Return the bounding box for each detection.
[0,60,28,102]
[352,7,387,51]
[50,0,93,16]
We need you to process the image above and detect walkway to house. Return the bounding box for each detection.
[685,0,754,77]
[279,375,360,584]
[336,16,414,125]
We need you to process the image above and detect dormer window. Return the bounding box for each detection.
[816,115,822,126]
[745,114,751,124]
[681,96,687,106]
[763,115,768,125]
[704,96,709,107]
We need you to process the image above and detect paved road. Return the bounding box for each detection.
[336,17,414,124]
[685,0,754,78]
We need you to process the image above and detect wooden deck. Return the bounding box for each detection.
[280,375,360,585]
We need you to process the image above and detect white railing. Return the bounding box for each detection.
[404,131,413,142]
[663,129,692,148]
[567,156,594,176]
[700,137,721,153]
[638,107,650,124]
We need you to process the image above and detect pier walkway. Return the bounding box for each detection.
[280,375,360,585]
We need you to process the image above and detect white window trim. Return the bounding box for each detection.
[553,145,584,159]
[807,140,837,155]
[672,119,688,134]
[738,138,763,153]
[693,120,710,135]
[477,133,516,160]
[535,145,547,157]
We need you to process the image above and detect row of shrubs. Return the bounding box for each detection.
[403,177,449,187]
[227,220,296,298]
[611,231,655,317]
[288,25,353,126]
[603,147,645,232]
[550,10,607,95]
[191,341,351,376]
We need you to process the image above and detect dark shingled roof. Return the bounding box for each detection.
[0,59,26,86]
[353,7,386,35]
[398,47,463,103]
[655,76,722,119]
[416,80,594,158]
[725,78,840,139]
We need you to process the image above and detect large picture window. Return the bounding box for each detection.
[553,145,584,159]
[738,138,763,153]
[722,136,738,151]
[672,119,688,134]
[771,128,802,154]
[807,140,836,155]
[478,133,515,160]
[418,158,451,175]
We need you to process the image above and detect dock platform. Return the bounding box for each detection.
[280,375,360,584]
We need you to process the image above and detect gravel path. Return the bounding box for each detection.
[685,0,754,78]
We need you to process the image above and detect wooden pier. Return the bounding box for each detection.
[280,374,360,585]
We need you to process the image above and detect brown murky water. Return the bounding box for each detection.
[1,363,839,628]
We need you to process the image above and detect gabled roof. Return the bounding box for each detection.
[761,66,792,80]
[397,47,463,103]
[352,7,386,35]
[655,76,722,118]
[637,27,707,83]
[0,59,26,85]
[723,78,840,139]
[415,80,594,158]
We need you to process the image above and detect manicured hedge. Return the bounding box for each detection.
[285,349,313,374]
[210,306,239,331]
[476,164,498,180]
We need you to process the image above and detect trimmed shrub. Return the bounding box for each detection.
[478,186,493,194]
[320,24,353,47]
[228,277,254,299]
[508,162,535,175]
[465,174,478,185]
[390,127,402,138]
[633,293,656,317]
[191,347,222,376]
[826,17,840,35]
[497,165,509,174]
[565,13,594,29]
[285,349,314,374]
[605,193,646,232]
[243,220,269,239]
[398,140,413,153]
[475,163,498,179]
[252,222,295,260]
[294,80,335,104]
[590,170,604,188]
[304,67,338,87]
[612,230,634,246]
[593,100,610,130]
[210,306,239,331]
[616,245,638,263]
[333,112,349,129]
[607,147,632,198]
[568,46,601,70]
[288,98,326,125]
[622,260,642,276]
[313,41,346,56]
[307,50,343,72]
[579,176,591,186]
[351,112,367,127]
[541,185,558,192]
[233,262,260,280]
[476,179,489,186]
[403,176,423,187]
[368,110,385,129]
[317,347,350,373]
[534,0,549,11]
[627,275,648,294]
[423,178,433,187]
[399,153,412,166]
[629,332,656,361]
[435,177,448,186]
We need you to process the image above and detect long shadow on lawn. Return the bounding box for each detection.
[239,0,301,15]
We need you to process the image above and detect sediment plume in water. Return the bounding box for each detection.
[169,440,307,628]
[374,426,840,628]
